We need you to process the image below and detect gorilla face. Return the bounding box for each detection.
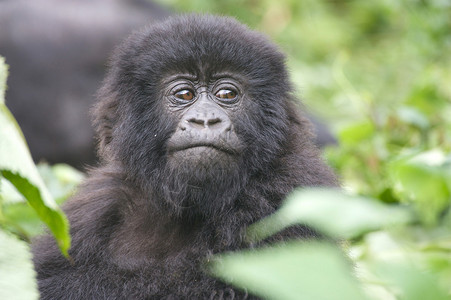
[161,74,247,216]
[94,15,294,218]
[165,74,244,171]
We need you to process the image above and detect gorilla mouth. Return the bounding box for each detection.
[170,143,238,155]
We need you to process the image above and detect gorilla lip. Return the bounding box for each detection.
[170,143,237,155]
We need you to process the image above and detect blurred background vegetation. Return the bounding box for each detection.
[1,0,450,299]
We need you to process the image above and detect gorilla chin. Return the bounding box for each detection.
[164,144,244,219]
[167,144,242,186]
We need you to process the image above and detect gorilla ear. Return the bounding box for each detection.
[91,86,120,160]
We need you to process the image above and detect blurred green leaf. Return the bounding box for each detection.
[389,150,451,225]
[372,263,450,300]
[0,230,39,300]
[2,201,45,239]
[406,80,448,117]
[352,230,451,300]
[1,163,83,240]
[247,189,413,243]
[338,121,375,146]
[396,106,429,130]
[210,241,366,300]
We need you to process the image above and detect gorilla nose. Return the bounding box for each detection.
[181,111,232,133]
[188,115,220,128]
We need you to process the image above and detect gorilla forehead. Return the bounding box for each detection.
[118,15,290,87]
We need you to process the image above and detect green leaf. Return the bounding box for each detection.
[389,150,451,225]
[338,121,375,146]
[0,230,39,300]
[1,163,83,240]
[2,200,45,239]
[0,59,70,256]
[210,241,367,300]
[372,263,450,300]
[0,169,70,256]
[247,189,413,242]
[396,106,429,129]
[406,82,448,116]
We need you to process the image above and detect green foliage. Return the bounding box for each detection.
[211,189,450,299]
[211,241,365,300]
[390,150,451,225]
[246,189,413,243]
[353,227,451,300]
[0,231,38,300]
[1,164,84,239]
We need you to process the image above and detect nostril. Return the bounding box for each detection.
[184,113,230,131]
[187,117,223,128]
[188,117,205,126]
[207,118,221,127]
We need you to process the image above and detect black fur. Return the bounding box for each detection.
[32,15,338,299]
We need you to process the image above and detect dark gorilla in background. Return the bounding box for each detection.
[0,0,334,169]
[32,15,338,299]
[0,0,169,167]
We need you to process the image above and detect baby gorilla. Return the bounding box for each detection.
[32,15,338,299]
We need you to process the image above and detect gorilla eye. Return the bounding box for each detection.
[215,89,237,100]
[174,89,195,101]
